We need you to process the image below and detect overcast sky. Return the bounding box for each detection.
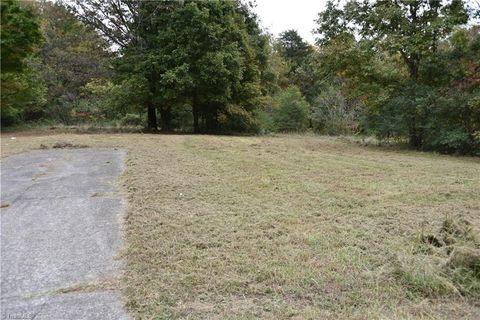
[252,0,328,43]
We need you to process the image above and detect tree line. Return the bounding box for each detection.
[1,0,479,154]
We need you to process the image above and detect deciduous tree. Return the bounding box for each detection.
[316,0,471,148]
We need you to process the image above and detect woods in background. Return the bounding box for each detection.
[1,0,479,154]
[1,0,110,125]
[315,0,480,154]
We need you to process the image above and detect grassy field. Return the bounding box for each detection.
[2,132,479,319]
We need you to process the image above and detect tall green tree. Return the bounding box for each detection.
[278,30,312,63]
[39,1,111,121]
[71,0,269,133]
[316,0,470,148]
[68,0,154,125]
[277,30,318,104]
[1,0,44,125]
[317,0,469,78]
[1,0,42,72]
[129,0,270,133]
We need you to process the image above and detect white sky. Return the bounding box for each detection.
[252,0,328,44]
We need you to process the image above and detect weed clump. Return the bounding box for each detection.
[441,217,478,246]
[395,216,479,298]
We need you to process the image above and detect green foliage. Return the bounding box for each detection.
[278,29,312,63]
[2,0,477,154]
[1,1,45,126]
[120,114,145,127]
[85,77,148,121]
[273,86,310,132]
[74,0,269,132]
[257,110,276,134]
[39,1,111,122]
[161,0,268,133]
[423,91,479,155]
[277,30,318,104]
[315,0,352,45]
[261,43,290,95]
[431,128,471,154]
[317,0,469,66]
[315,1,478,154]
[1,1,112,126]
[170,103,194,132]
[0,0,42,72]
[217,105,260,133]
[312,86,359,135]
[363,83,479,154]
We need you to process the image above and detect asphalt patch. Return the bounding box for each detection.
[1,149,127,320]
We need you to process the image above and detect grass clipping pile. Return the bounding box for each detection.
[39,141,89,149]
[395,216,480,298]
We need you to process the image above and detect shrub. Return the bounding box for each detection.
[82,78,148,120]
[171,103,193,132]
[1,57,47,126]
[421,91,480,154]
[273,86,310,132]
[0,105,23,126]
[217,104,260,133]
[120,113,145,127]
[44,97,74,124]
[257,110,276,134]
[312,86,359,135]
[364,84,480,154]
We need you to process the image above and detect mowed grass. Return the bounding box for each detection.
[2,132,479,319]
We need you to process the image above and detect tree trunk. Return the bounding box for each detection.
[402,55,421,148]
[205,113,218,133]
[407,59,419,82]
[147,104,157,131]
[409,127,422,148]
[160,106,172,132]
[192,92,200,133]
[407,76,421,149]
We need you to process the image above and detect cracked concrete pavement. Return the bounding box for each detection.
[1,148,128,320]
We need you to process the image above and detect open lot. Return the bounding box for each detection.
[1,132,479,319]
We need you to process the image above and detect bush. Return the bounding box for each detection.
[217,104,260,133]
[81,78,148,120]
[0,105,23,126]
[1,57,47,126]
[312,86,359,135]
[120,113,145,127]
[171,103,193,132]
[257,110,276,134]
[363,84,480,154]
[273,86,310,132]
[429,128,472,154]
[44,98,74,124]
[420,91,477,154]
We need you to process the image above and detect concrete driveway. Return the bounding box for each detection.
[1,148,127,320]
